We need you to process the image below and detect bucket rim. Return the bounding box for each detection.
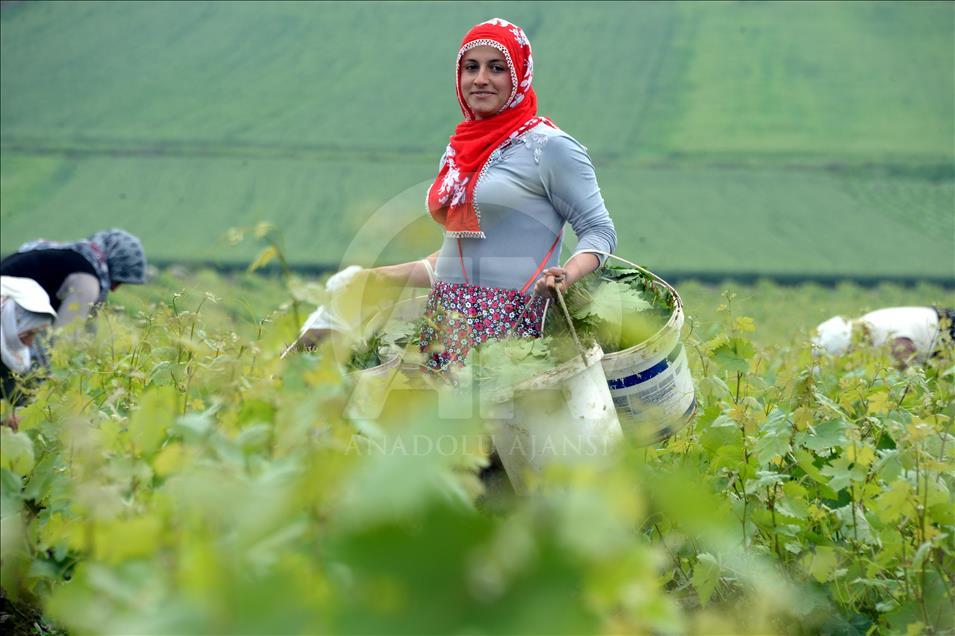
[482,342,605,404]
[349,351,401,377]
[589,252,685,361]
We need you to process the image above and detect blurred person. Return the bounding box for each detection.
[813,306,954,367]
[307,19,617,370]
[0,228,147,329]
[288,265,365,355]
[1,276,57,424]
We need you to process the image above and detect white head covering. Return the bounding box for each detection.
[1,276,57,373]
[813,316,852,356]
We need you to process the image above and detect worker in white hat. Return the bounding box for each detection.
[812,306,953,367]
[1,276,58,416]
[284,265,368,356]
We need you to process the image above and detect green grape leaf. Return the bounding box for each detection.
[576,281,652,321]
[799,418,847,451]
[820,455,865,493]
[128,385,177,456]
[755,430,791,466]
[0,429,35,476]
[94,515,163,564]
[247,245,278,273]
[692,552,721,607]
[711,337,755,373]
[777,482,810,520]
[801,546,839,582]
[873,479,914,523]
[744,470,786,496]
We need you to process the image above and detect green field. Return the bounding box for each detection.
[1,1,953,278]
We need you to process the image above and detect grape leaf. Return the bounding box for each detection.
[692,552,721,606]
[0,429,35,476]
[711,337,755,373]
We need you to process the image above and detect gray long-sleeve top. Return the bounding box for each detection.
[433,123,617,291]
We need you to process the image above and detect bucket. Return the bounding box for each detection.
[590,253,696,445]
[345,351,402,420]
[483,293,623,494]
[375,294,430,374]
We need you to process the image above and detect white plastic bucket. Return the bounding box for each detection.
[375,294,430,374]
[591,254,696,445]
[484,343,623,494]
[346,352,402,420]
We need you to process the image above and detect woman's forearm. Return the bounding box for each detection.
[562,252,601,286]
[370,252,438,288]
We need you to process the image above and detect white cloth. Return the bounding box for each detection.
[1,276,57,316]
[324,265,364,295]
[296,266,365,336]
[300,305,350,335]
[282,266,366,358]
[859,307,939,360]
[1,276,57,373]
[813,316,852,355]
[814,306,940,360]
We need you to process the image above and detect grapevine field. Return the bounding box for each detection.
[1,267,953,634]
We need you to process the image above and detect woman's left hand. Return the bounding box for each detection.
[534,267,569,299]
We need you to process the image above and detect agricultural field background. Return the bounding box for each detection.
[2,0,953,279]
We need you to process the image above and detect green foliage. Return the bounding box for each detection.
[545,265,670,353]
[0,272,952,635]
[346,332,384,372]
[462,337,557,392]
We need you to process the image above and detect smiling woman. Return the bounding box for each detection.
[459,46,513,119]
[318,18,618,370]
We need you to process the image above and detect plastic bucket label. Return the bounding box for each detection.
[606,342,695,422]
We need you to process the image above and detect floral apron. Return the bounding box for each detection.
[419,231,562,370]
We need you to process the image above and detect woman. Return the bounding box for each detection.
[0,228,148,329]
[813,306,955,367]
[1,276,57,411]
[369,18,617,369]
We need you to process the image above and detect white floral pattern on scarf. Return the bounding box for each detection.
[435,148,471,208]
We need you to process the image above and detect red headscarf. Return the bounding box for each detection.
[427,18,555,238]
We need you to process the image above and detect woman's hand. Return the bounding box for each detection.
[533,253,601,299]
[2,412,19,431]
[533,267,569,299]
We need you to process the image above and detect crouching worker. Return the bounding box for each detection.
[813,306,954,368]
[0,228,148,332]
[283,262,433,356]
[1,276,58,427]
